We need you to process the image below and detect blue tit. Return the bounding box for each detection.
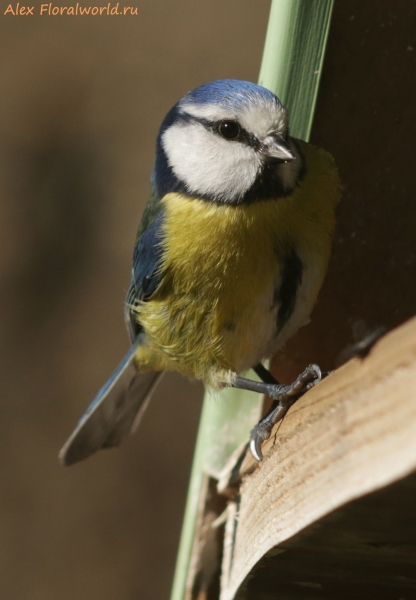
[60,79,339,466]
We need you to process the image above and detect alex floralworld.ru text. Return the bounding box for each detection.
[4,2,138,15]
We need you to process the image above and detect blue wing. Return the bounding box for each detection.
[125,210,165,342]
[60,202,166,466]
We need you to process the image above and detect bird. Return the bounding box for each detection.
[59,79,340,466]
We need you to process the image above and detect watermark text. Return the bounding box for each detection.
[4,2,138,15]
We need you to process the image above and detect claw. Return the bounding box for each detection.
[303,364,322,390]
[249,436,263,462]
[309,364,322,381]
[249,418,274,462]
[248,364,324,462]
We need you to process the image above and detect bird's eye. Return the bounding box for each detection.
[217,120,241,140]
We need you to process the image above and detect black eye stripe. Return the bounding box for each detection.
[178,112,261,150]
[241,130,262,150]
[217,120,240,140]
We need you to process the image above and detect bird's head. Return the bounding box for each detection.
[153,79,303,204]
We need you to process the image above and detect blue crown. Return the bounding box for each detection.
[179,79,281,111]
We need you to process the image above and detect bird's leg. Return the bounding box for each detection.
[253,363,279,385]
[232,364,322,461]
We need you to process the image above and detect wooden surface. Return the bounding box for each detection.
[235,471,416,599]
[218,316,416,600]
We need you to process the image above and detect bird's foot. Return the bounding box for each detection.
[249,364,322,462]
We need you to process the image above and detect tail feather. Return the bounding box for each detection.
[59,344,163,466]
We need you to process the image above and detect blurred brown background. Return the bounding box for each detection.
[1,1,416,599]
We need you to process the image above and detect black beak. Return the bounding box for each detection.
[263,135,295,163]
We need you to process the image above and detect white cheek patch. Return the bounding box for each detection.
[162,122,261,201]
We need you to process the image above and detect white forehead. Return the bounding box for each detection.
[180,99,288,138]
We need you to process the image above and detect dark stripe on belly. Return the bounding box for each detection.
[275,249,304,332]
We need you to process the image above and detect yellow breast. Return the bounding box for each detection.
[135,141,339,386]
